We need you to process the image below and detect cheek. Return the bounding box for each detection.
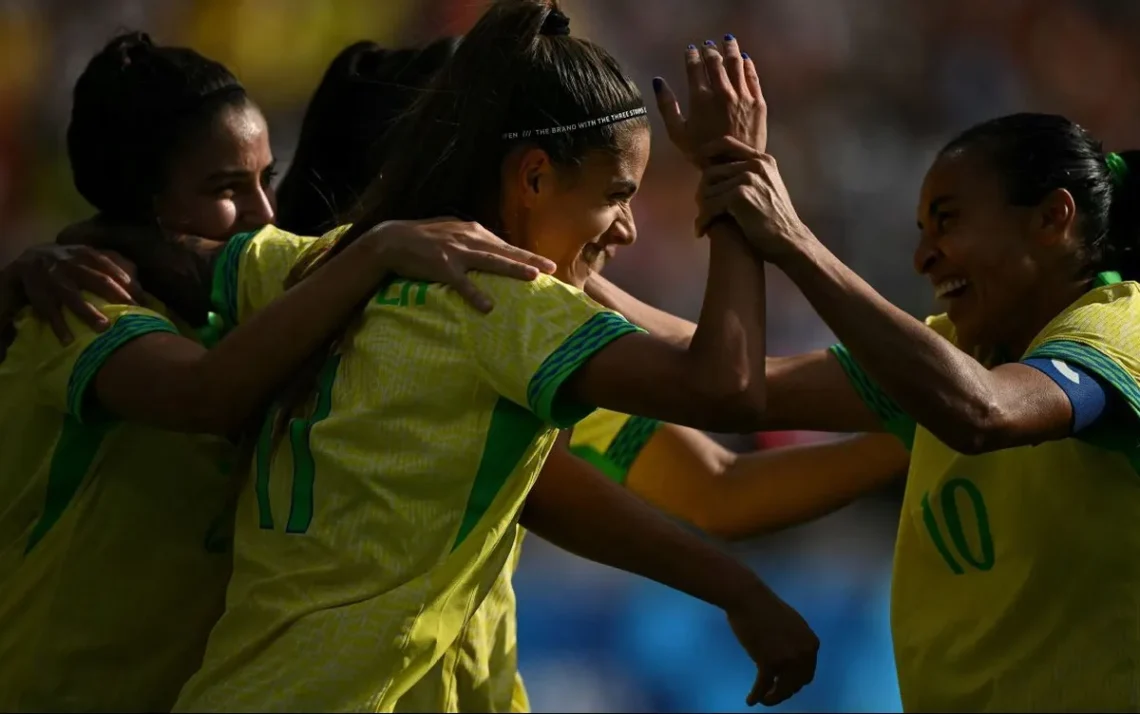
[155,191,239,240]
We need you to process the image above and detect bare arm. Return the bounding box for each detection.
[93,221,554,436]
[777,237,1071,454]
[566,224,768,433]
[627,427,908,540]
[524,438,819,706]
[93,232,401,435]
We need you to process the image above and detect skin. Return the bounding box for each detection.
[153,101,278,239]
[505,128,648,289]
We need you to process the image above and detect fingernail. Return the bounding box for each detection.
[704,40,715,47]
[724,33,735,42]
[652,77,663,92]
[742,52,750,60]
[687,44,696,51]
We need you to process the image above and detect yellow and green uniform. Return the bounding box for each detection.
[399,408,663,712]
[831,276,1140,712]
[0,295,234,712]
[174,227,643,712]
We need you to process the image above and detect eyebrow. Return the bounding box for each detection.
[611,179,639,195]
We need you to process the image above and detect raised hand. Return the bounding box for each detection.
[653,35,766,166]
[694,136,811,259]
[364,218,557,313]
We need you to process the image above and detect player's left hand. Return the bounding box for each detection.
[365,218,557,313]
[654,35,766,166]
[693,136,814,259]
[0,240,140,350]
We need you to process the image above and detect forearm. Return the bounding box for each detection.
[778,234,1009,451]
[585,274,694,347]
[704,433,908,540]
[522,445,771,612]
[684,220,767,415]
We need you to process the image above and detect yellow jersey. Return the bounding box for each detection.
[401,408,662,712]
[0,296,234,712]
[174,227,643,712]
[832,279,1140,711]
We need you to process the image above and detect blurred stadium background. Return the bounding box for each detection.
[3,0,1140,711]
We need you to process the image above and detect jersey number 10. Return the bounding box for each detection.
[920,478,995,574]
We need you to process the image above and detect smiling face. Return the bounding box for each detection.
[153,101,277,240]
[914,145,1082,354]
[504,126,650,288]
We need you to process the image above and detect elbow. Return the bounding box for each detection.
[935,398,1012,456]
[696,369,767,433]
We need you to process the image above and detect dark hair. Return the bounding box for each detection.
[269,0,647,435]
[67,31,251,222]
[275,37,461,236]
[940,113,1140,279]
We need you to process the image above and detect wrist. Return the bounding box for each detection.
[358,221,403,271]
[697,551,774,613]
[768,224,823,271]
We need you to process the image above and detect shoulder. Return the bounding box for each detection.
[1030,282,1140,357]
[467,272,605,305]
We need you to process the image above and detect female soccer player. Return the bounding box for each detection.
[266,34,903,713]
[0,32,548,713]
[692,111,1140,711]
[172,2,818,711]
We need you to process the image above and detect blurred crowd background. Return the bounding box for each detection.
[3,0,1140,711]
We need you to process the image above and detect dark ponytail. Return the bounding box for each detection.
[67,31,249,222]
[1104,150,1140,279]
[275,37,461,236]
[267,0,646,438]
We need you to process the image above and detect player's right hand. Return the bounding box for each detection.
[0,240,139,348]
[725,591,820,707]
[364,218,557,314]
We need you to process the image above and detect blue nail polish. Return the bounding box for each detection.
[687,44,696,51]
[742,52,750,60]
[652,77,663,91]
[704,39,715,47]
[725,33,735,42]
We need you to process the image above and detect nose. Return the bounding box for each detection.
[241,186,277,229]
[913,232,939,275]
[607,209,637,247]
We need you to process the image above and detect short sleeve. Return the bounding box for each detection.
[458,273,644,428]
[569,409,662,485]
[211,225,325,327]
[9,296,178,423]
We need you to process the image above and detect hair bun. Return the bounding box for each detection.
[540,8,571,36]
[106,31,155,68]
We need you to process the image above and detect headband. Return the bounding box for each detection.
[501,106,647,140]
[1106,152,1129,187]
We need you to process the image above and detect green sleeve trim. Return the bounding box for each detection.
[606,415,662,473]
[526,311,644,428]
[829,343,917,450]
[66,315,179,423]
[569,444,629,485]
[210,230,259,329]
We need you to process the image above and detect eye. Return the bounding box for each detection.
[935,211,958,233]
[261,165,279,188]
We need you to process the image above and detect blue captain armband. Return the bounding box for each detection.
[1022,358,1108,434]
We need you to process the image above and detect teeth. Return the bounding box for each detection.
[935,279,969,299]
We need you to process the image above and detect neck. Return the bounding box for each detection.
[998,278,1088,359]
